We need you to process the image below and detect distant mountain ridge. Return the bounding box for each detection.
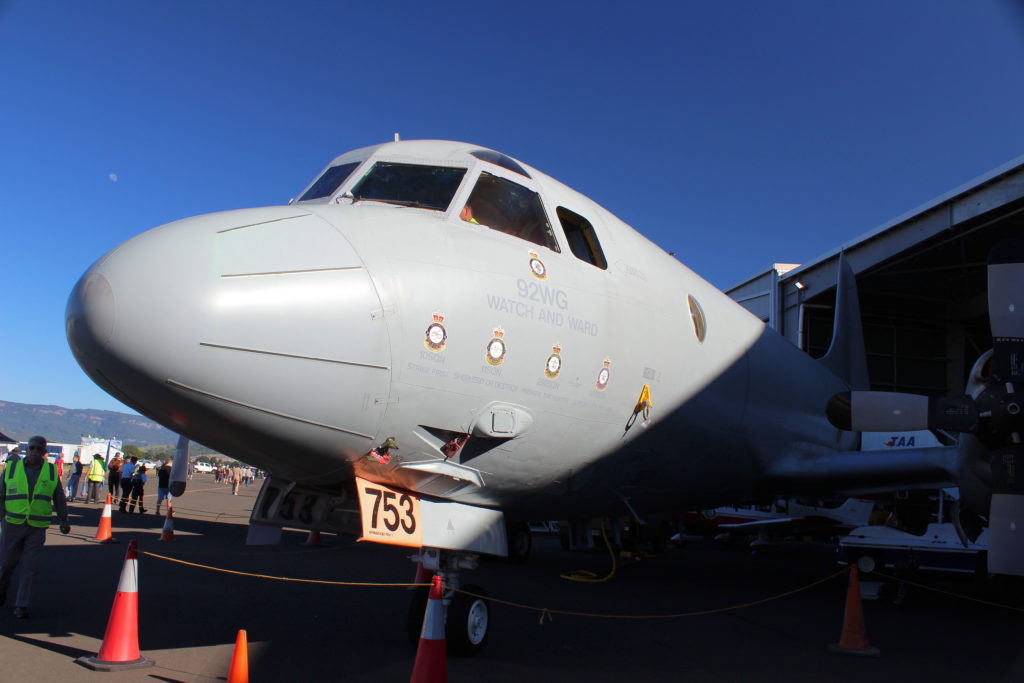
[0,400,178,447]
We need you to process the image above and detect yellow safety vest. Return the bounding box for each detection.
[4,457,58,527]
[87,457,106,482]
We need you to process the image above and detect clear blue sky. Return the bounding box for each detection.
[3,1,1024,413]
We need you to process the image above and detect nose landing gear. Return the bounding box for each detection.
[407,548,491,656]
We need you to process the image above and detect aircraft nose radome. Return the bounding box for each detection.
[67,271,114,358]
[66,207,392,475]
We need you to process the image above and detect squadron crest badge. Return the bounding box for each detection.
[486,327,507,366]
[596,358,611,390]
[424,312,447,352]
[528,250,548,281]
[545,344,562,379]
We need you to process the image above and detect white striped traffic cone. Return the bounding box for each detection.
[76,540,155,671]
[94,493,117,543]
[410,574,447,683]
[158,507,175,542]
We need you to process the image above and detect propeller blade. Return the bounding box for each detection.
[988,240,1024,384]
[827,391,978,433]
[840,391,930,432]
[169,434,189,497]
[987,493,1024,576]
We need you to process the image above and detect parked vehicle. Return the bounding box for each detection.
[838,488,987,576]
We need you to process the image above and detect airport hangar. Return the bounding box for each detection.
[726,153,1024,404]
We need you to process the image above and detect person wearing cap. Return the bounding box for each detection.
[0,435,71,618]
[127,464,148,514]
[119,456,138,513]
[85,453,106,503]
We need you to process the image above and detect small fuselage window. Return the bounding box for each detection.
[556,207,607,269]
[299,161,362,201]
[350,162,467,211]
[460,172,560,252]
[688,294,707,343]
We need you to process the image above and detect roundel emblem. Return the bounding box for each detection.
[596,358,611,390]
[545,344,562,379]
[486,328,507,366]
[424,313,447,352]
[545,353,561,379]
[528,251,547,280]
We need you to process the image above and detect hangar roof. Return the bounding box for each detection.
[728,153,1024,397]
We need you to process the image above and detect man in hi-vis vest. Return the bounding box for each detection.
[0,435,70,619]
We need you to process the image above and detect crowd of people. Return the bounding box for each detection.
[211,464,260,495]
[0,447,262,516]
[0,439,261,619]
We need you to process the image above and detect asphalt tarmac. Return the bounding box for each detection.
[1,477,1022,682]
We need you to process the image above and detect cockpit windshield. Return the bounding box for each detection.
[298,161,361,201]
[460,172,560,252]
[349,162,467,211]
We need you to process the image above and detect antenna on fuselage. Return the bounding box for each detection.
[394,132,401,142]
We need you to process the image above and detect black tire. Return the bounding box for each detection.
[447,584,489,656]
[406,586,429,646]
[506,521,532,562]
[854,552,879,575]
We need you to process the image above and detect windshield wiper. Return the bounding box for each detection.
[346,194,433,209]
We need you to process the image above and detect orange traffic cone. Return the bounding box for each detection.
[227,629,249,683]
[410,574,447,683]
[76,540,155,671]
[828,566,880,656]
[304,529,321,546]
[94,493,117,543]
[159,507,175,542]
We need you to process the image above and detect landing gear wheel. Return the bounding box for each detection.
[506,521,532,562]
[447,584,489,656]
[855,553,877,574]
[406,586,429,646]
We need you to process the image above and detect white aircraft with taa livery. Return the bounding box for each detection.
[66,139,1024,653]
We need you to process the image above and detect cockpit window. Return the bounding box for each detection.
[556,207,607,269]
[469,150,531,179]
[460,172,560,252]
[349,162,467,211]
[299,162,361,201]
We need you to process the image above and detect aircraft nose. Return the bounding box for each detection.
[66,207,391,479]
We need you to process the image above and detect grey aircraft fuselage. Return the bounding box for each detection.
[66,140,864,522]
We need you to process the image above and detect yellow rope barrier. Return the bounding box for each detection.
[456,568,849,621]
[870,569,1024,614]
[141,550,849,620]
[142,550,423,588]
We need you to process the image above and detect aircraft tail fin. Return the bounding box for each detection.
[819,254,870,391]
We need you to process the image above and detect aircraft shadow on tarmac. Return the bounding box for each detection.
[5,503,1024,682]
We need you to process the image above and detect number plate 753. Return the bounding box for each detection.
[355,477,423,547]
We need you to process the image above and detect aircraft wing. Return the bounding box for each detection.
[719,513,865,535]
[760,446,959,496]
[719,516,804,530]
